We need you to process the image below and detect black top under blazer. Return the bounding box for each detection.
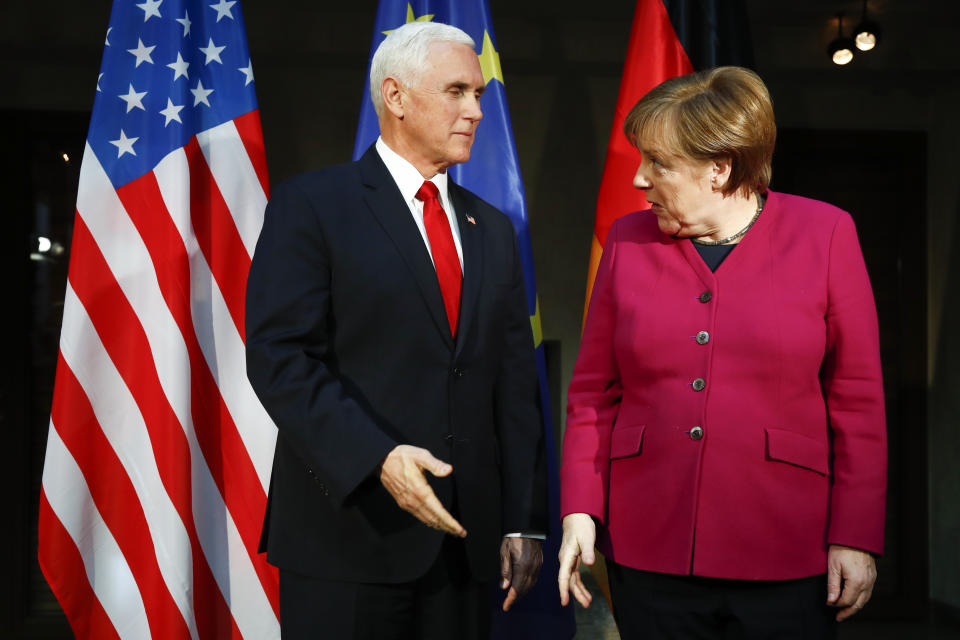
[245,145,547,583]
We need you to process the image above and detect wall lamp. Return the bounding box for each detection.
[828,13,855,65]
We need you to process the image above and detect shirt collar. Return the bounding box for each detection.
[375,137,450,208]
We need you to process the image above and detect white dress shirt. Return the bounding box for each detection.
[375,137,464,271]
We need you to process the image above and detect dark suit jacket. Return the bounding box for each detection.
[246,145,546,584]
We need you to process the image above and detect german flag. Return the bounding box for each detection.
[583,0,754,321]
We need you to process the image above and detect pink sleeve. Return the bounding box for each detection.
[561,221,624,523]
[822,213,888,555]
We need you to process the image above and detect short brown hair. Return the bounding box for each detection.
[623,66,776,196]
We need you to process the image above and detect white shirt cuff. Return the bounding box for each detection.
[503,532,546,540]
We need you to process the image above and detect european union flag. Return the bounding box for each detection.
[354,2,574,638]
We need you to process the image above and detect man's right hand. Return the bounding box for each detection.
[379,445,466,538]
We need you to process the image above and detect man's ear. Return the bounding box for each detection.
[382,77,405,118]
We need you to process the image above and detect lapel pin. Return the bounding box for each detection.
[466,215,476,225]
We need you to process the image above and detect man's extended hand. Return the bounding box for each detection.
[500,537,543,612]
[826,544,877,621]
[379,445,466,537]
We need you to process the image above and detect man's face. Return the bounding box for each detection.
[398,42,485,175]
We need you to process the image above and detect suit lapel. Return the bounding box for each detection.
[450,183,483,358]
[358,146,454,349]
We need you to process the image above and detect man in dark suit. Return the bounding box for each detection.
[245,21,547,639]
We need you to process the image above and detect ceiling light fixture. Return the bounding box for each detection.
[828,12,855,65]
[854,0,881,51]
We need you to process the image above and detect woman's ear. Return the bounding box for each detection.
[711,157,733,191]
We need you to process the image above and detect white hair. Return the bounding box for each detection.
[369,21,475,117]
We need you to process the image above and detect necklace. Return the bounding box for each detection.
[690,195,764,246]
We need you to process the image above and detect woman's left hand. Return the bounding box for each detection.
[826,544,878,621]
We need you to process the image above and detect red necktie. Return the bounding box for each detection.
[416,180,462,336]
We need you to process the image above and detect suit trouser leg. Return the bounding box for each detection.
[414,535,490,640]
[607,562,837,640]
[278,535,490,640]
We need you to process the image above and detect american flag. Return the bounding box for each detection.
[37,1,280,638]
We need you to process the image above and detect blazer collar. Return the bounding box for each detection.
[358,144,483,352]
[447,182,483,357]
[675,191,778,284]
[358,145,453,348]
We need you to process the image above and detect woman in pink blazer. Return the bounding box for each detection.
[557,67,886,639]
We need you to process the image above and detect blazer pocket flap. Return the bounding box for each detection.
[610,425,646,459]
[765,428,828,475]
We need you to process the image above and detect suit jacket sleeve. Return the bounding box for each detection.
[494,226,549,534]
[560,220,624,524]
[246,180,397,507]
[822,212,887,555]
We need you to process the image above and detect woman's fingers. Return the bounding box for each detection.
[826,544,877,621]
[558,513,598,607]
[557,542,579,606]
[569,568,594,608]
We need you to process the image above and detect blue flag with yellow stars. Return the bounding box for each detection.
[354,2,574,638]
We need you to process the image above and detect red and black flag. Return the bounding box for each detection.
[583,0,753,318]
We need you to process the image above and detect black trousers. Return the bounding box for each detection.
[278,535,491,640]
[607,562,837,640]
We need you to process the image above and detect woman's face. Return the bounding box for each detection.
[632,147,719,237]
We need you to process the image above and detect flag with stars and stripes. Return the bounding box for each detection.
[37,1,280,638]
[355,2,574,638]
